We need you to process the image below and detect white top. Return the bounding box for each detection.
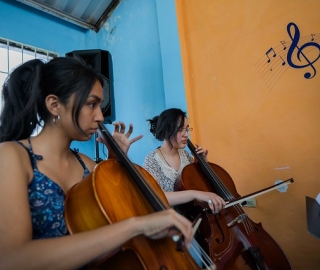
[143,149,193,192]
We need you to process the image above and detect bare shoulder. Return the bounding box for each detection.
[0,141,26,160]
[0,141,33,180]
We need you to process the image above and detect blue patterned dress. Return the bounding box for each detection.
[17,139,90,239]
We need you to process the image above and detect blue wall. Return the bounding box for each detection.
[0,0,187,165]
[0,0,88,55]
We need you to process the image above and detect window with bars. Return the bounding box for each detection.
[0,37,58,112]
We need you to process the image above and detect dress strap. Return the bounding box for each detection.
[15,140,37,170]
[71,148,90,175]
[27,138,43,161]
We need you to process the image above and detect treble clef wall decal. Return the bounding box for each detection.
[287,22,320,79]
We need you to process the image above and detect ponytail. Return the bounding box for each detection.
[0,59,44,142]
[0,57,104,142]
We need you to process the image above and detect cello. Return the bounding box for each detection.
[174,139,292,270]
[64,123,212,269]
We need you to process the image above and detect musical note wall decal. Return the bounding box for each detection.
[280,56,286,66]
[266,47,276,63]
[281,40,287,50]
[311,34,315,41]
[287,22,320,79]
[256,23,320,89]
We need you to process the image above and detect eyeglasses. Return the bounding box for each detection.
[178,127,193,135]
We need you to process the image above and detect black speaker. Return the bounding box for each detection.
[65,49,115,124]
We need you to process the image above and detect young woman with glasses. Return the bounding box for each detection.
[143,108,226,267]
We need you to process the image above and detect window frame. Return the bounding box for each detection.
[0,37,58,112]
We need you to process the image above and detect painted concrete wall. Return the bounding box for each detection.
[176,0,320,269]
[0,0,88,55]
[95,0,187,163]
[0,0,186,165]
[93,0,184,163]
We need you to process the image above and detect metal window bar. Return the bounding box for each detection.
[0,37,58,112]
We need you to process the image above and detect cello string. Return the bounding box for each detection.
[199,155,256,237]
[191,239,209,265]
[190,141,259,238]
[192,143,258,242]
[187,139,232,200]
[188,140,260,253]
[189,239,216,270]
[195,240,216,268]
[197,154,232,200]
[99,123,168,211]
[200,161,254,240]
[233,203,257,244]
[190,216,216,269]
[187,140,290,268]
[197,153,256,234]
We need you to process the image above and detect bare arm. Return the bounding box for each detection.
[165,190,226,212]
[143,150,225,213]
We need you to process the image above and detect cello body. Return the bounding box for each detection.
[175,161,292,270]
[65,159,201,270]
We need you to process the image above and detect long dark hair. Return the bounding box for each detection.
[147,108,187,148]
[0,57,104,142]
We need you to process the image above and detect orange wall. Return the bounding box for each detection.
[176,0,320,269]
